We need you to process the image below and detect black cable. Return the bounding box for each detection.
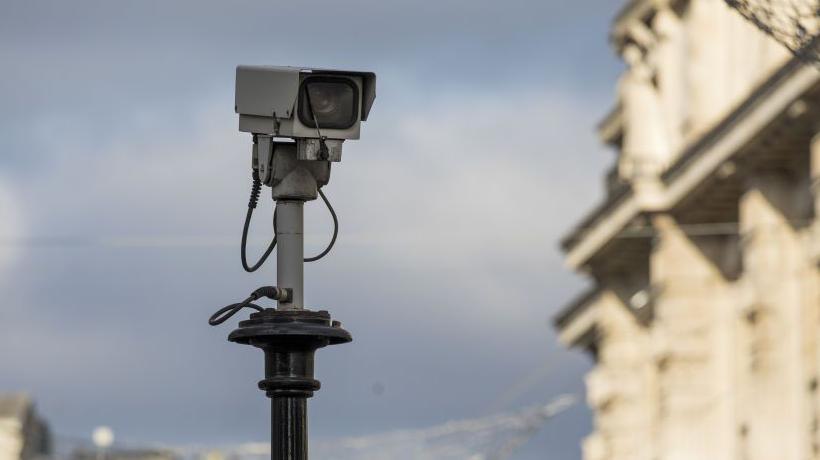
[208,297,263,326]
[241,170,277,272]
[304,188,338,262]
[242,173,336,268]
[303,85,330,160]
[209,286,291,326]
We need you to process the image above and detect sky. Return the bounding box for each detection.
[0,1,624,458]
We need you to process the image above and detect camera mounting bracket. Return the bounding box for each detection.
[269,143,331,201]
[252,139,333,197]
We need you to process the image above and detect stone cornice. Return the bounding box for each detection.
[553,287,601,348]
[613,0,654,34]
[612,0,660,50]
[561,56,820,271]
[598,103,623,147]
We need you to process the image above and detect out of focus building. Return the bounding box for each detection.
[554,0,820,459]
[0,394,50,460]
[69,449,177,460]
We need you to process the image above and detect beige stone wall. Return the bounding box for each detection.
[0,420,24,460]
[615,0,792,170]
[650,215,736,460]
[738,173,810,460]
[582,290,656,460]
[583,161,820,460]
[0,397,50,460]
[569,2,820,459]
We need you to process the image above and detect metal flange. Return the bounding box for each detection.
[228,309,351,398]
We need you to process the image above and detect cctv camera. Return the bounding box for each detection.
[235,66,376,162]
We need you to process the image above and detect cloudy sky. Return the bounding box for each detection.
[0,1,623,458]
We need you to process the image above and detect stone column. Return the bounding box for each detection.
[653,5,685,152]
[812,133,820,261]
[725,1,761,105]
[811,132,820,456]
[650,214,734,460]
[739,173,809,460]
[686,0,728,135]
[618,44,669,209]
[584,289,656,460]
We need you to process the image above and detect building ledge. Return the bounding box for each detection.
[613,0,653,37]
[598,103,623,147]
[554,287,601,349]
[561,55,820,271]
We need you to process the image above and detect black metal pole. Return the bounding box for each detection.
[224,309,351,460]
[272,397,308,460]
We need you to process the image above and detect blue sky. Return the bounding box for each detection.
[0,1,624,458]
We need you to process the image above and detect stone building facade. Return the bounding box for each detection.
[0,395,50,460]
[553,1,820,459]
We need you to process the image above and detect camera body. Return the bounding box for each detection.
[235,65,376,143]
[236,65,375,190]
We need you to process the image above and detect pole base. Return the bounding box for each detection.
[227,309,351,398]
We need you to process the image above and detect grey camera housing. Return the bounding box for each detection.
[235,65,376,141]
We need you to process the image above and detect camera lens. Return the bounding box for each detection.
[309,85,341,116]
[298,77,358,130]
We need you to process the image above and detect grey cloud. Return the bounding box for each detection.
[0,0,623,113]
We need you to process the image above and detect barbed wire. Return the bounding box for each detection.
[724,0,820,66]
